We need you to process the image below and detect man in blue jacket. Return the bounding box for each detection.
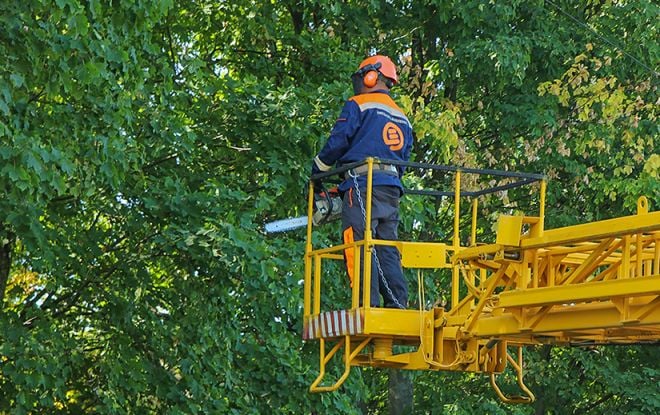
[311,55,413,309]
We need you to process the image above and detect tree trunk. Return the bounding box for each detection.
[534,345,552,415]
[0,226,14,305]
[388,369,413,415]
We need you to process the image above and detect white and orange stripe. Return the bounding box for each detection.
[303,309,364,340]
[349,93,412,128]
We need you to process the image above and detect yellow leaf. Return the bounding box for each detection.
[549,81,562,96]
[643,154,660,178]
[575,53,587,63]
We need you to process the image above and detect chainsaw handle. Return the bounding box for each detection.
[316,183,333,224]
[312,185,342,226]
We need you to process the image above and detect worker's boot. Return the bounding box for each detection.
[373,338,393,359]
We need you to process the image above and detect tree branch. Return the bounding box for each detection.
[580,393,614,414]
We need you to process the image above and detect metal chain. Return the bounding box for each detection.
[349,172,405,309]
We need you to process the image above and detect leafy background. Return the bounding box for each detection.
[0,0,657,413]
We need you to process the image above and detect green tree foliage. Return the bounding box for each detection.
[0,0,657,413]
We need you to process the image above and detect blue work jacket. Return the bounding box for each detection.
[312,91,414,193]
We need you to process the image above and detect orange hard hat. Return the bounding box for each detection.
[357,55,398,85]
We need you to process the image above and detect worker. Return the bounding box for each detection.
[311,55,414,309]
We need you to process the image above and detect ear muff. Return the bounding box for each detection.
[354,55,399,90]
[363,70,379,88]
[352,62,383,91]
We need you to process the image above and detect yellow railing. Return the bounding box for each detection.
[304,157,546,321]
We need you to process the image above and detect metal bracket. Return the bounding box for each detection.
[309,336,371,393]
[489,346,535,404]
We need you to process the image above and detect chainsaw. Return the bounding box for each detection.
[264,187,342,233]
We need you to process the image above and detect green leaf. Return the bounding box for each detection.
[9,73,24,88]
[0,98,9,116]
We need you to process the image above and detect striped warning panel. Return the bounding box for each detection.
[302,309,364,340]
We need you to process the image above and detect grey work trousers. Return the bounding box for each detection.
[341,185,408,308]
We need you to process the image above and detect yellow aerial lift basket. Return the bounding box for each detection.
[303,158,660,403]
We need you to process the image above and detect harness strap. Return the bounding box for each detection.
[345,163,398,179]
